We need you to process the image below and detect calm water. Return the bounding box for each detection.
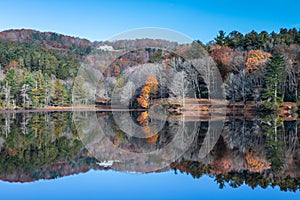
[0,111,299,199]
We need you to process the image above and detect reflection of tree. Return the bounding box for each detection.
[263,115,285,172]
[245,149,270,172]
[171,117,300,192]
[137,111,158,145]
[51,112,70,138]
[20,113,29,135]
[0,112,85,182]
[172,160,300,191]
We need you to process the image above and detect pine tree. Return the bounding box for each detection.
[51,79,68,106]
[262,53,285,108]
[72,76,87,105]
[2,68,19,108]
[215,30,226,46]
[3,68,17,97]
[44,74,53,106]
[31,70,46,107]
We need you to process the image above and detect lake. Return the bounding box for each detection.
[0,111,299,199]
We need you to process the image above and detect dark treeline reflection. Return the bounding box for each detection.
[0,112,97,182]
[0,111,299,192]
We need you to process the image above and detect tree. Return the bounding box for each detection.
[20,84,30,109]
[226,31,244,49]
[209,45,235,77]
[215,30,226,46]
[193,57,218,100]
[188,41,207,59]
[21,74,35,108]
[238,69,252,107]
[137,75,158,108]
[262,53,286,108]
[225,73,239,107]
[31,70,46,107]
[169,71,188,106]
[244,30,259,50]
[51,79,68,106]
[44,74,53,106]
[120,80,135,107]
[258,31,270,48]
[3,68,17,102]
[263,115,285,172]
[2,82,11,109]
[72,76,87,105]
[245,50,271,73]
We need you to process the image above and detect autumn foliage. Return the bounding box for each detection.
[211,158,232,174]
[136,111,158,145]
[209,45,235,78]
[137,74,159,108]
[245,50,271,72]
[210,45,234,65]
[245,149,271,173]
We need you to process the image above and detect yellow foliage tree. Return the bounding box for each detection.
[245,149,271,172]
[245,50,271,73]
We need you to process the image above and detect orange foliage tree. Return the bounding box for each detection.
[209,45,234,78]
[245,149,270,173]
[245,50,271,73]
[137,74,158,108]
[112,65,120,76]
[136,111,158,145]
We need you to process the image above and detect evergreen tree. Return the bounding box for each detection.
[31,70,46,107]
[2,68,18,107]
[44,74,53,106]
[214,30,226,46]
[51,79,68,106]
[262,53,286,108]
[72,76,87,105]
[244,30,260,50]
[227,31,244,49]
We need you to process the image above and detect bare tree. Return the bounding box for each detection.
[238,69,252,107]
[225,70,252,107]
[2,83,10,109]
[285,58,298,101]
[21,84,30,108]
[192,57,221,99]
[120,80,135,107]
[20,113,29,135]
[3,114,10,137]
[169,71,189,106]
[225,73,239,108]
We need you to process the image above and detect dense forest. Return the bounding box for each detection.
[0,28,300,112]
[210,28,300,112]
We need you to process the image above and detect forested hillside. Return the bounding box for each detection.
[0,28,299,112]
[210,28,300,111]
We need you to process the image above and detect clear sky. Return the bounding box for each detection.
[0,170,299,200]
[1,0,300,43]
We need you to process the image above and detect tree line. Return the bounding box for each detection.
[0,38,88,109]
[211,28,300,111]
[213,28,300,51]
[1,28,300,110]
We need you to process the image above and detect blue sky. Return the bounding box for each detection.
[0,0,300,43]
[1,170,299,200]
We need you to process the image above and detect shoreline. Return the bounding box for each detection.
[0,101,298,117]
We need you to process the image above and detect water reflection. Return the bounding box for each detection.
[0,111,299,192]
